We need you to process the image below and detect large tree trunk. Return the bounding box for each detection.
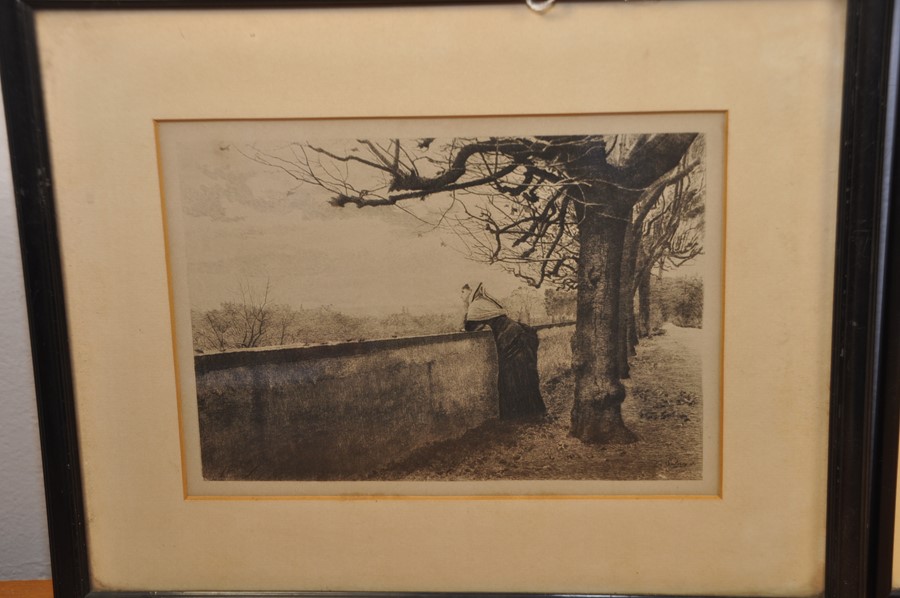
[570,199,638,444]
[564,135,698,444]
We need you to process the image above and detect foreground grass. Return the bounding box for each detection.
[372,324,704,481]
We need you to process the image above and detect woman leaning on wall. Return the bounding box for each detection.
[462,283,546,420]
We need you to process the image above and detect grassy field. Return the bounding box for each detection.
[373,324,704,481]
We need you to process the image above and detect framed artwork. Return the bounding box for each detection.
[0,0,897,597]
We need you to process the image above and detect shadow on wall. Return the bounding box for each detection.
[195,324,574,481]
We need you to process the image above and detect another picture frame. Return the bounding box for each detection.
[1,0,897,597]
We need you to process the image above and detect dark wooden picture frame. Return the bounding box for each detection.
[1,0,897,597]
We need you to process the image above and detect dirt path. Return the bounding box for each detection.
[371,324,704,481]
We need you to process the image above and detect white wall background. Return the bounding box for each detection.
[0,107,52,579]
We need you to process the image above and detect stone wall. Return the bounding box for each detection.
[195,324,573,480]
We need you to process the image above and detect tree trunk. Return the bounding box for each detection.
[617,220,639,379]
[628,310,638,353]
[570,199,638,444]
[638,269,652,337]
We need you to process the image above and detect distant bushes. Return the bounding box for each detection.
[543,288,577,323]
[540,277,704,332]
[191,276,702,354]
[192,304,461,353]
[651,275,703,329]
[192,284,561,354]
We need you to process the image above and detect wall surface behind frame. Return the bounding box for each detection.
[0,101,52,579]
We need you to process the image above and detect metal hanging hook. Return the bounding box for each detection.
[526,0,556,14]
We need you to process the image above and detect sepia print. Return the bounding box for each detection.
[158,113,725,496]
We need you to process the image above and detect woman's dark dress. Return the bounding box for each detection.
[465,315,546,419]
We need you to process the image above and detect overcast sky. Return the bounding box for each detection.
[164,130,534,316]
